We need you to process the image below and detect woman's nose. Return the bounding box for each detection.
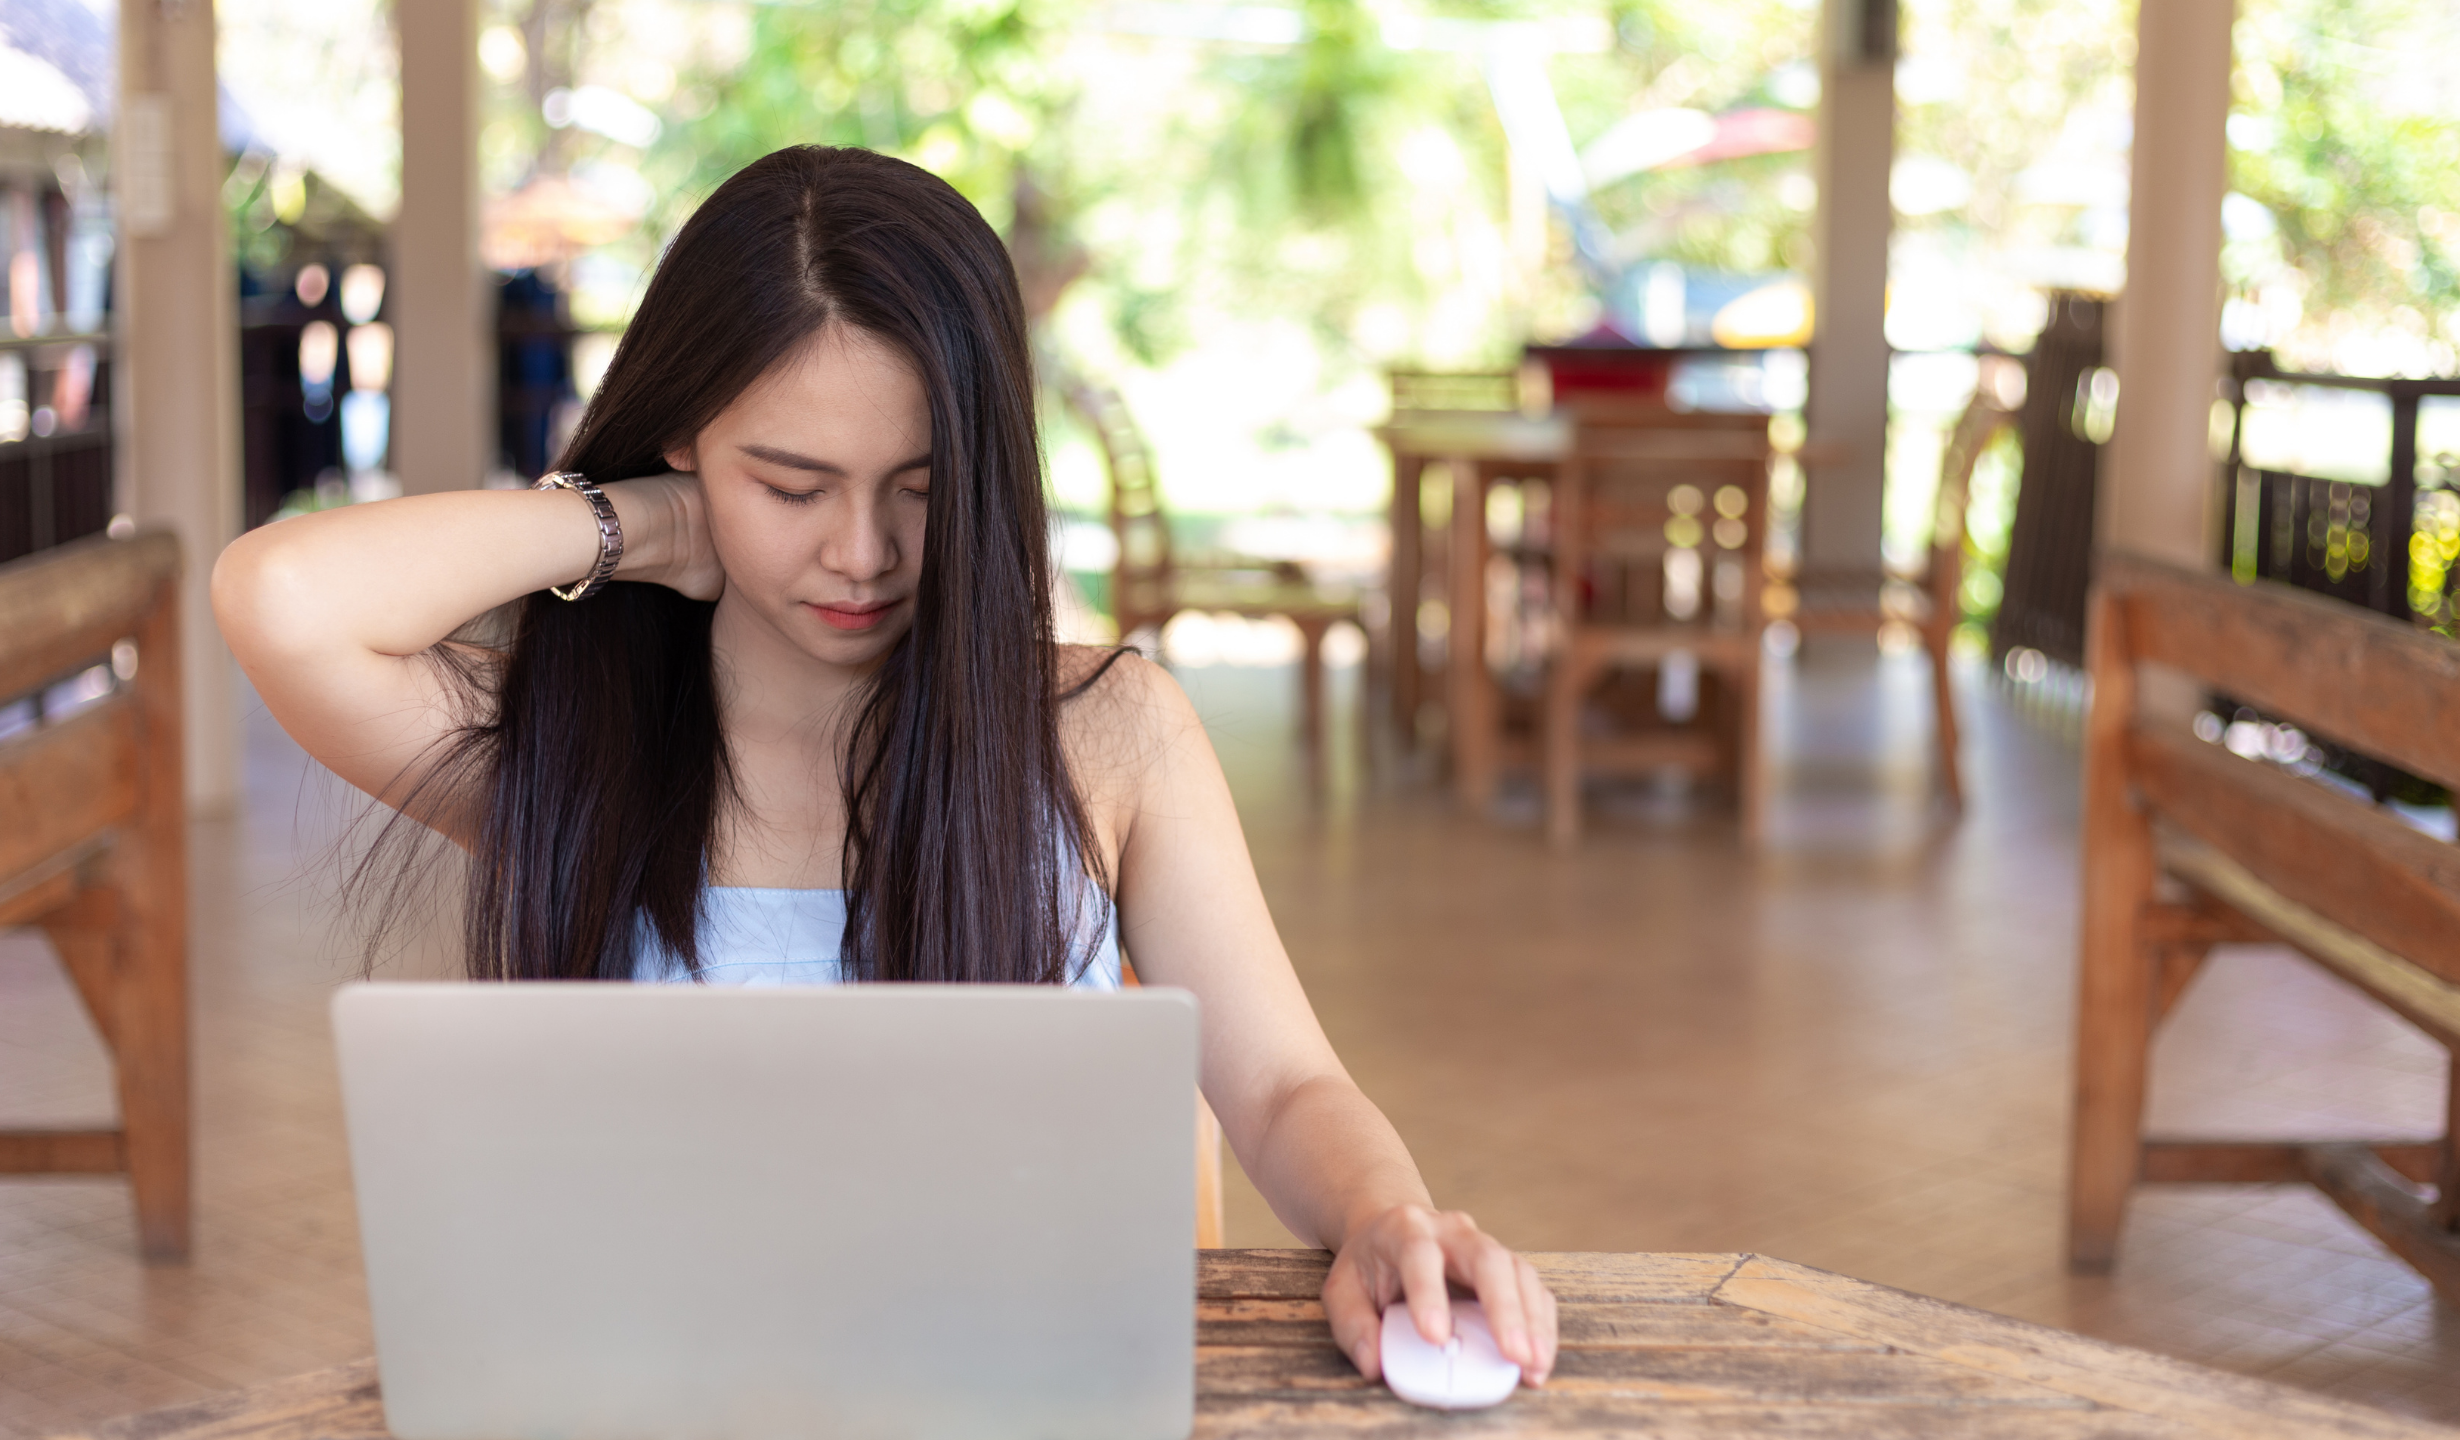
[821,496,898,581]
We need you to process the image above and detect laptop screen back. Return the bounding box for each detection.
[334,983,1198,1440]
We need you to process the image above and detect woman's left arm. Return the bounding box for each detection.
[1096,657,1557,1384]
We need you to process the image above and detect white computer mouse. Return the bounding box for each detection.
[1379,1299,1523,1410]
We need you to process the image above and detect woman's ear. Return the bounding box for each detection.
[662,442,698,474]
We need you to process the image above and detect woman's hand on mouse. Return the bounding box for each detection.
[608,471,726,602]
[1322,1204,1557,1386]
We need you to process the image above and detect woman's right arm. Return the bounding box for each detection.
[211,475,718,825]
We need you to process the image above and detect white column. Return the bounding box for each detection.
[116,0,241,814]
[2103,0,2234,567]
[1801,0,1896,578]
[393,0,490,495]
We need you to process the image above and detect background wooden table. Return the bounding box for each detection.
[59,1250,2452,1438]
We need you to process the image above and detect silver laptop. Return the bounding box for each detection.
[333,982,1198,1440]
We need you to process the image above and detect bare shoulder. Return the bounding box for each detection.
[1057,644,1194,744]
[1055,645,1206,810]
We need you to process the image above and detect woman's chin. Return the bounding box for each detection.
[791,613,912,669]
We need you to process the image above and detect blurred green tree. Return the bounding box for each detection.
[2229,0,2460,372]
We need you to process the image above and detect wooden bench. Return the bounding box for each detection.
[2070,553,2460,1301]
[0,530,190,1262]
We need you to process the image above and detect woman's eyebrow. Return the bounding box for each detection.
[736,443,932,476]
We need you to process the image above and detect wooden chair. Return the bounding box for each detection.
[1789,373,2019,809]
[1542,409,1774,847]
[1386,368,1524,417]
[0,530,190,1261]
[2071,554,2460,1302]
[1119,957,1226,1248]
[1064,377,1364,788]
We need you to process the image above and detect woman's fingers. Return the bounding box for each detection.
[1321,1205,1562,1388]
[1398,1215,1455,1345]
[1321,1256,1383,1381]
[1459,1227,1535,1369]
[1517,1253,1558,1383]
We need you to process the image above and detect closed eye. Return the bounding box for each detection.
[765,485,821,506]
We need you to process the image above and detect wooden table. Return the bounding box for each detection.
[1374,411,1567,796]
[1376,412,1833,811]
[61,1250,2449,1438]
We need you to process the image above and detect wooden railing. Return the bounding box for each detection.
[2218,350,2460,626]
[0,332,115,568]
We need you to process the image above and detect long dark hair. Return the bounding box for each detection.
[381,147,1108,985]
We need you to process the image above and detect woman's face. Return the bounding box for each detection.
[669,324,932,671]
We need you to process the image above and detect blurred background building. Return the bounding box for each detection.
[6,0,2460,1432]
[186,0,2460,649]
[1,0,2447,630]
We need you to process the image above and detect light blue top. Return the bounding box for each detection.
[630,885,1123,989]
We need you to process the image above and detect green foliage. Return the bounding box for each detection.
[1575,0,1817,278]
[1897,0,2134,239]
[2230,0,2460,363]
[637,0,2457,388]
[1283,0,1400,222]
[647,0,1072,234]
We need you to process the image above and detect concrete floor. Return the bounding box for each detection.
[2,642,2456,1436]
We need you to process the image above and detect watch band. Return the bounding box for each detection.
[534,471,625,601]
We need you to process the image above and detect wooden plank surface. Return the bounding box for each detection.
[2159,833,2460,1050]
[0,1129,122,1173]
[2141,1139,2444,1186]
[2101,552,2460,796]
[0,696,140,883]
[1714,1256,2453,1439]
[2129,722,2460,988]
[63,1252,2455,1439]
[2302,1144,2460,1309]
[0,531,179,702]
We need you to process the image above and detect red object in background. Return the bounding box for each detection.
[1528,326,1677,405]
[1664,108,1817,169]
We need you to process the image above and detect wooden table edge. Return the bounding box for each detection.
[1708,1253,2457,1440]
[54,1251,2458,1440]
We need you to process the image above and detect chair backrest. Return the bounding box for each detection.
[1558,410,1772,632]
[1117,956,1226,1248]
[2092,554,2460,989]
[1386,369,1521,416]
[0,530,183,917]
[1060,377,1175,640]
[1921,375,2021,615]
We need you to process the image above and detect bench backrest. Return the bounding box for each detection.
[2093,554,2460,993]
[0,530,182,915]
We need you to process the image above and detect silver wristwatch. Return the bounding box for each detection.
[534,471,625,601]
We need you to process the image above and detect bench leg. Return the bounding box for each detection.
[2070,588,2152,1274]
[1296,618,1329,794]
[37,886,189,1261]
[2435,1054,2460,1233]
[1543,648,1587,850]
[1195,1092,1225,1249]
[1928,623,1963,810]
[117,928,191,1264]
[1736,654,1764,845]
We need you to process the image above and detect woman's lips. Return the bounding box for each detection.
[808,600,898,632]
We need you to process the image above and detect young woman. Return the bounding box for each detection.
[214,145,1556,1384]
